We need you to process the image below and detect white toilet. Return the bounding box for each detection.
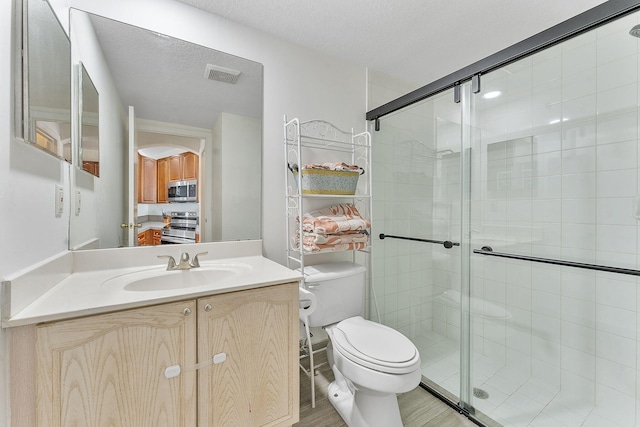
[301,262,421,427]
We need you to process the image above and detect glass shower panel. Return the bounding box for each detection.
[468,10,640,426]
[372,87,465,403]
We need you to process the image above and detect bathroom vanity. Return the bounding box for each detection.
[4,241,301,427]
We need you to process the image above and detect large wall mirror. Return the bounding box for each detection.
[24,0,72,161]
[68,10,263,250]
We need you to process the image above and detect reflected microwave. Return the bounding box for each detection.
[167,180,197,202]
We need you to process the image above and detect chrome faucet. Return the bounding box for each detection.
[158,251,209,271]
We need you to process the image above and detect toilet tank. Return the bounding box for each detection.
[300,261,366,327]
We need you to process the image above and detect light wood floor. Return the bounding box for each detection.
[294,347,477,427]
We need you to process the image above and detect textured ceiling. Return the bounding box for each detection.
[174,0,608,86]
[87,13,262,130]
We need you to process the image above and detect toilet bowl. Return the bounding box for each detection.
[325,316,421,427]
[299,262,421,426]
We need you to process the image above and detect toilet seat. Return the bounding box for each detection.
[332,317,419,374]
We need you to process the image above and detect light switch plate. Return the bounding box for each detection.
[55,184,64,217]
[75,190,81,216]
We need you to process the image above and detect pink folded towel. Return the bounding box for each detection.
[299,231,370,252]
[301,203,370,234]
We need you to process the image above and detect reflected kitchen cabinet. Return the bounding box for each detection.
[169,152,199,182]
[138,154,157,204]
[82,161,99,176]
[169,154,182,181]
[182,152,198,180]
[137,229,162,246]
[157,157,169,203]
[137,230,146,246]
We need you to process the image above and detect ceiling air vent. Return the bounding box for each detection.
[204,64,242,84]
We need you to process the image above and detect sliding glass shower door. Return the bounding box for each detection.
[372,85,470,407]
[372,7,640,427]
[467,12,640,426]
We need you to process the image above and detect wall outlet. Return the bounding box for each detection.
[55,184,64,217]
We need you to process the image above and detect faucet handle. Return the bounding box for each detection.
[190,251,209,268]
[158,255,176,271]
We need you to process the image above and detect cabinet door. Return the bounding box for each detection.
[169,155,182,182]
[139,155,157,203]
[198,283,299,426]
[182,152,198,180]
[36,301,197,427]
[152,229,162,245]
[137,230,146,246]
[157,157,169,203]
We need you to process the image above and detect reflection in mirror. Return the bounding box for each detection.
[25,0,71,162]
[68,10,263,250]
[79,63,100,176]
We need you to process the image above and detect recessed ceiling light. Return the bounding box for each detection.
[483,91,501,99]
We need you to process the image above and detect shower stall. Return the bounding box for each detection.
[369,2,640,426]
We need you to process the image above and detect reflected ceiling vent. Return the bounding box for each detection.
[204,64,242,84]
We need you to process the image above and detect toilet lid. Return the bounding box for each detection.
[332,317,419,374]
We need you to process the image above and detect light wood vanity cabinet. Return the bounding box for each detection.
[36,300,198,426]
[33,283,299,427]
[198,283,298,426]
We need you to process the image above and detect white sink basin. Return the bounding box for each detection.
[102,263,253,292]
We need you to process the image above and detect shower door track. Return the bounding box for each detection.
[474,246,640,277]
[365,0,640,122]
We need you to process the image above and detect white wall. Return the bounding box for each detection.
[1,2,366,423]
[216,113,261,241]
[0,2,72,424]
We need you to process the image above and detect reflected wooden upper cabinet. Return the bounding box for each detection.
[23,0,72,162]
[182,152,198,181]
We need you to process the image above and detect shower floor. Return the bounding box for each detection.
[415,330,621,427]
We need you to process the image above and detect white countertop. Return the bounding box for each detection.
[3,242,302,327]
[138,221,168,232]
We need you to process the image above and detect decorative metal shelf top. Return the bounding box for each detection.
[285,140,363,153]
[474,246,640,277]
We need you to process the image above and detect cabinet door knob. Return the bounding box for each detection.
[204,303,212,312]
[183,308,192,316]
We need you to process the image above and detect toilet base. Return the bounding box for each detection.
[327,367,403,427]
